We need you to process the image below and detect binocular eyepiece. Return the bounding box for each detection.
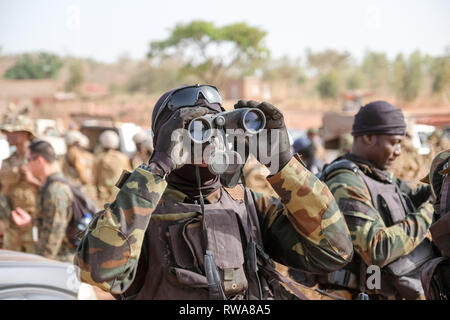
[188,108,266,144]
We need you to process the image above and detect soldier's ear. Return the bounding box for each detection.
[36,155,46,166]
[362,134,376,146]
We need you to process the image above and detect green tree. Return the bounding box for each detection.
[317,71,340,100]
[4,52,63,79]
[262,56,306,84]
[147,20,269,85]
[429,54,450,95]
[403,50,423,101]
[346,70,365,90]
[361,51,389,91]
[391,53,407,98]
[307,49,351,75]
[64,59,84,92]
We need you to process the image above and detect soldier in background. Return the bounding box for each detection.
[23,140,75,262]
[94,130,132,204]
[131,131,153,169]
[62,130,93,187]
[62,130,98,206]
[0,108,40,253]
[338,133,353,156]
[293,136,323,176]
[307,127,327,164]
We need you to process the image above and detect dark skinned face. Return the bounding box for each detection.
[367,134,404,170]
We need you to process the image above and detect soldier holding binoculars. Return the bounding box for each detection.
[75,84,353,300]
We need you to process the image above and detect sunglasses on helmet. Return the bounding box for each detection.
[153,84,223,125]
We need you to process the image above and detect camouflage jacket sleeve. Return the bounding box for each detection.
[326,169,434,268]
[35,182,73,260]
[74,167,166,293]
[258,157,353,274]
[396,178,432,209]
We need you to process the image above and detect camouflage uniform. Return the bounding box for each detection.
[62,145,95,186]
[0,108,38,252]
[94,149,132,204]
[35,173,74,262]
[242,155,277,198]
[0,153,38,253]
[75,156,353,298]
[322,153,434,299]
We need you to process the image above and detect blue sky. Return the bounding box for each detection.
[0,0,449,63]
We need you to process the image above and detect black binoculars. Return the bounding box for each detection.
[187,108,266,144]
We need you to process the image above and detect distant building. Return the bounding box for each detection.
[0,79,61,110]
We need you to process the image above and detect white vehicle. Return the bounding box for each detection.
[79,119,149,157]
[35,118,67,157]
[0,137,10,168]
[411,124,435,155]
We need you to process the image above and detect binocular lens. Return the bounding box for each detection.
[244,110,265,133]
[189,119,210,143]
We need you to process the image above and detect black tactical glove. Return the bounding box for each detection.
[234,100,292,174]
[149,106,210,177]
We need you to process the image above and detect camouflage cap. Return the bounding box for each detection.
[0,113,37,139]
[420,149,450,200]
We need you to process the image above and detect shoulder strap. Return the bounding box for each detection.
[320,159,358,181]
[39,175,69,208]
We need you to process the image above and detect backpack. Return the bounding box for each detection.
[41,175,97,247]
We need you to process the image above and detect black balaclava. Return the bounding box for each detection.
[151,86,225,199]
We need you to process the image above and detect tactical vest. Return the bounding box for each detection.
[322,159,435,299]
[118,186,306,300]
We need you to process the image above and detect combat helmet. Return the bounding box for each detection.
[132,130,148,145]
[65,130,85,147]
[141,138,154,154]
[99,130,120,150]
